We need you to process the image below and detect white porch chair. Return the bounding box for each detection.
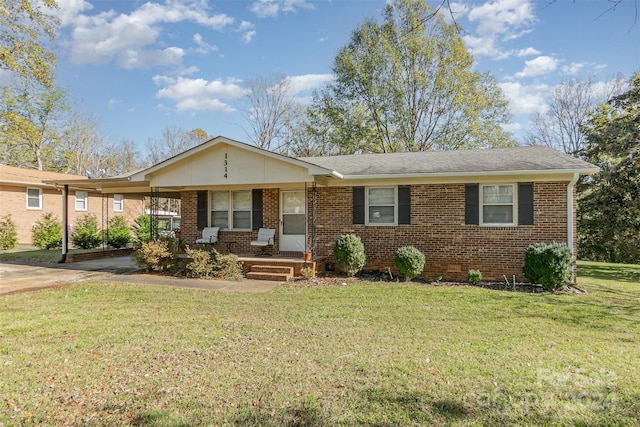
[250,228,275,256]
[195,227,219,245]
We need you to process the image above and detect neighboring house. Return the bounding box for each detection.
[0,165,144,244]
[48,136,598,281]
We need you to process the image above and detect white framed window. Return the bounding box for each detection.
[366,187,397,225]
[26,188,42,210]
[210,190,252,230]
[113,194,124,212]
[480,184,516,226]
[75,191,88,211]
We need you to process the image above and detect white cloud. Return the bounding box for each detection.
[285,74,333,95]
[250,0,314,18]
[463,0,536,59]
[153,75,247,113]
[67,0,234,68]
[515,55,558,78]
[193,33,218,54]
[516,47,540,57]
[468,0,535,36]
[107,99,120,108]
[499,81,549,116]
[55,0,93,26]
[236,21,257,43]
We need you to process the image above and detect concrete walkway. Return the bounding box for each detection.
[0,256,282,296]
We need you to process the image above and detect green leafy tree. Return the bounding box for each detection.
[0,83,67,170]
[71,214,103,249]
[132,214,152,245]
[309,0,514,154]
[106,216,132,249]
[578,72,640,263]
[32,212,62,249]
[0,0,59,87]
[0,214,18,250]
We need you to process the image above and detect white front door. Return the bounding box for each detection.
[280,190,306,252]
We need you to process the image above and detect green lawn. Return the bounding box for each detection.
[0,262,638,426]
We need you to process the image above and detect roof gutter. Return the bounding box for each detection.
[336,168,600,180]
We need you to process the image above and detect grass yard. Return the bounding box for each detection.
[0,262,639,426]
[0,247,93,264]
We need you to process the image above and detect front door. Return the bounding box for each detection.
[280,190,306,252]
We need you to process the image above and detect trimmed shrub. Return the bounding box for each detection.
[211,251,243,281]
[132,214,151,245]
[394,246,425,281]
[32,212,62,250]
[333,234,366,277]
[468,269,482,285]
[71,214,103,249]
[524,242,573,290]
[185,247,214,278]
[106,216,132,248]
[0,214,18,250]
[132,240,173,272]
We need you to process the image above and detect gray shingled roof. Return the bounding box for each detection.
[300,146,597,177]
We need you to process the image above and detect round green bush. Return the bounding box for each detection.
[32,212,62,250]
[523,242,572,290]
[0,214,18,250]
[467,269,482,285]
[333,234,366,277]
[394,246,425,281]
[71,214,103,249]
[107,216,132,248]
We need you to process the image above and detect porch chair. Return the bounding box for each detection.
[195,227,219,245]
[250,228,275,256]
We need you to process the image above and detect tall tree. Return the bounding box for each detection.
[0,0,59,87]
[241,75,293,152]
[526,77,626,157]
[145,126,209,165]
[577,72,640,263]
[0,82,67,170]
[310,0,514,154]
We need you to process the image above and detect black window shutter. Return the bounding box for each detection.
[518,182,534,225]
[197,190,208,229]
[465,184,479,225]
[252,189,263,230]
[353,187,365,224]
[398,185,411,225]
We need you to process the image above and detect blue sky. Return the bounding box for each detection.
[51,0,640,151]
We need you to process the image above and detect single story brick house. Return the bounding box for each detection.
[0,165,144,244]
[48,136,598,281]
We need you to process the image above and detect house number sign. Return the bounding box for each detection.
[224,152,228,179]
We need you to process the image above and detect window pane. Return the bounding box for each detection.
[369,206,395,224]
[233,211,251,229]
[483,205,514,223]
[282,191,305,214]
[114,194,123,210]
[483,185,513,204]
[211,211,228,228]
[27,189,40,208]
[211,192,229,210]
[283,214,305,235]
[75,191,87,210]
[369,188,395,205]
[233,191,251,210]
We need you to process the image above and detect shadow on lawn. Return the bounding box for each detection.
[578,262,640,284]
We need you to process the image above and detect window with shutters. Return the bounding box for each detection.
[480,184,516,226]
[210,191,252,230]
[366,187,397,226]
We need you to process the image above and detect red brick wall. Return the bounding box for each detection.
[0,185,144,243]
[312,182,571,282]
[180,182,573,282]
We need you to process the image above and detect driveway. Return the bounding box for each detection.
[0,257,282,295]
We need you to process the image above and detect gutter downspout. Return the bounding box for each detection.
[567,173,579,283]
[58,184,69,263]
